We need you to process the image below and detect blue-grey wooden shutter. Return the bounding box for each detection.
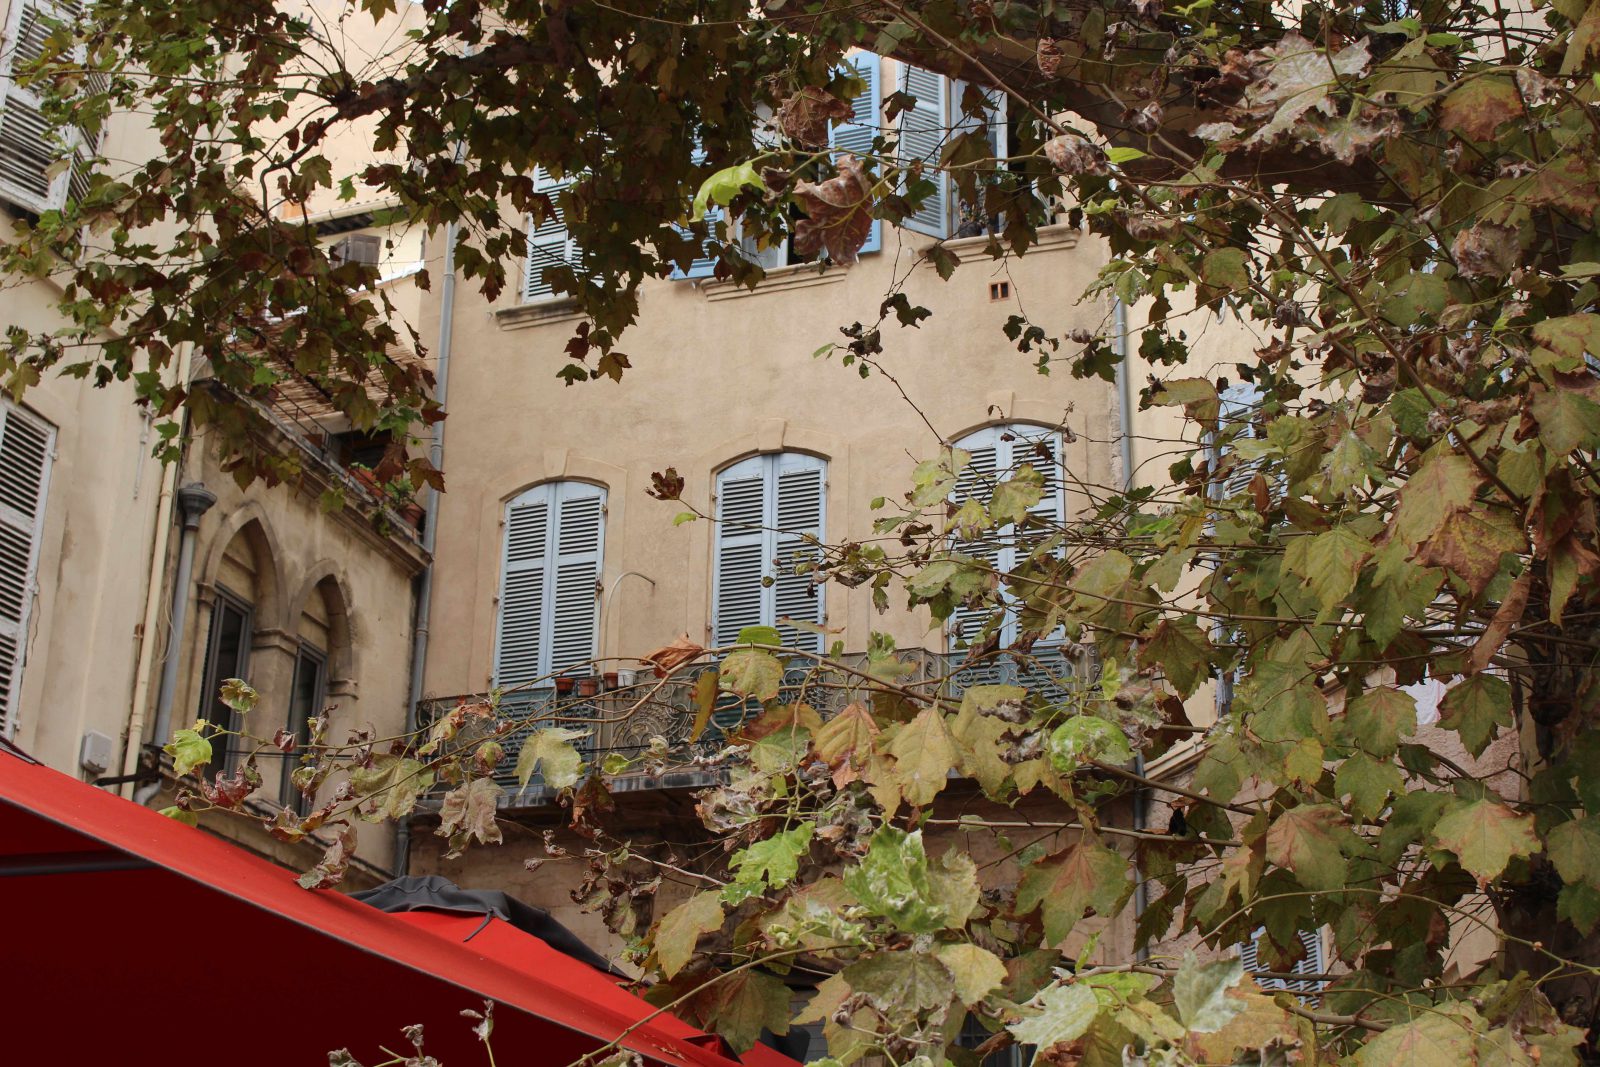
[494,481,605,688]
[773,456,826,652]
[548,485,604,677]
[897,64,950,238]
[947,425,1067,695]
[672,145,723,280]
[831,53,881,256]
[712,457,770,647]
[0,402,53,737]
[523,167,577,302]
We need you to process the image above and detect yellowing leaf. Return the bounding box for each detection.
[1438,75,1523,139]
[842,826,947,933]
[937,943,1008,1004]
[514,726,590,789]
[1353,1007,1480,1067]
[1393,453,1482,546]
[350,754,434,821]
[1438,672,1513,757]
[1172,951,1245,1033]
[690,668,719,742]
[1432,798,1539,881]
[1264,804,1347,891]
[721,648,783,702]
[812,701,880,787]
[165,726,212,778]
[887,706,958,807]
[437,778,503,853]
[655,890,724,978]
[1008,981,1099,1051]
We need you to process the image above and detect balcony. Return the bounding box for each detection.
[416,646,1089,807]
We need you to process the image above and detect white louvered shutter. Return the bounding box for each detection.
[0,0,81,214]
[1239,927,1325,994]
[1214,381,1265,498]
[0,402,53,737]
[672,144,724,280]
[523,167,578,302]
[713,453,827,650]
[831,53,881,256]
[493,481,606,688]
[897,64,950,238]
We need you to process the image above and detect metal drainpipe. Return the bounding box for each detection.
[395,216,458,875]
[134,482,216,805]
[1113,296,1153,961]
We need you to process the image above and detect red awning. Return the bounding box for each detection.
[0,748,799,1067]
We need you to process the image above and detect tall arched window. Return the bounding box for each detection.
[493,481,606,692]
[712,453,827,652]
[947,424,1069,695]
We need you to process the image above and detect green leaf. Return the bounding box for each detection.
[655,890,724,979]
[1150,377,1219,426]
[1353,1007,1480,1067]
[692,161,761,220]
[514,726,590,790]
[988,466,1045,523]
[1343,686,1418,757]
[1048,716,1133,770]
[1008,981,1099,1051]
[1264,804,1347,891]
[735,624,782,647]
[165,727,212,778]
[1106,146,1147,164]
[1438,75,1523,139]
[158,805,197,827]
[1172,950,1245,1033]
[700,969,791,1052]
[1549,816,1600,889]
[1138,617,1214,697]
[724,824,813,904]
[1016,841,1131,944]
[721,648,783,701]
[1282,524,1372,618]
[1200,247,1250,291]
[1438,673,1512,757]
[842,826,947,933]
[1531,386,1600,456]
[928,845,981,929]
[910,446,969,506]
[937,943,1008,1005]
[1432,798,1539,881]
[672,511,697,526]
[1335,752,1404,821]
[887,706,958,807]
[1394,453,1482,546]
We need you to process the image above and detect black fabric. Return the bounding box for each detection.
[352,874,619,975]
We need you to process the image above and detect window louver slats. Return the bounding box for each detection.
[712,542,764,647]
[898,64,950,238]
[0,0,94,215]
[523,167,578,302]
[494,570,544,687]
[830,54,881,255]
[0,402,52,737]
[504,501,547,565]
[946,425,1067,686]
[493,482,605,690]
[713,454,827,649]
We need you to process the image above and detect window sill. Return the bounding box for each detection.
[494,297,585,330]
[694,259,851,303]
[935,221,1082,257]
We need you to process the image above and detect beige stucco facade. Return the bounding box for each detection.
[415,224,1120,704]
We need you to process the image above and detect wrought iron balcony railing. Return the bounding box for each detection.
[416,646,1088,808]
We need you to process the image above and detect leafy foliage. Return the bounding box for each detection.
[32,0,1600,1062]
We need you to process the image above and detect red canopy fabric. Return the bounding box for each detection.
[0,748,800,1067]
